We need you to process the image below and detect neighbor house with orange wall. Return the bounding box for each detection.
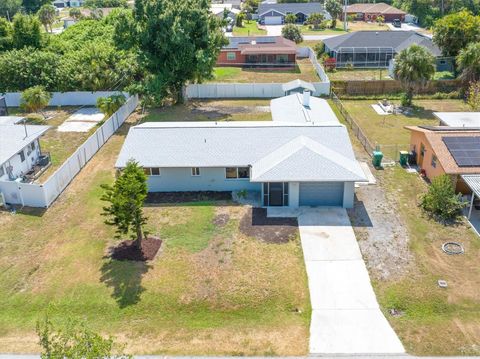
[406,126,480,194]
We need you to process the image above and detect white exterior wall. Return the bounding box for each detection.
[289,181,300,208]
[0,139,41,181]
[342,181,355,208]
[146,167,262,192]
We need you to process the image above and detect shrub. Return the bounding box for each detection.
[285,13,296,24]
[420,174,466,221]
[281,24,302,44]
[313,41,324,57]
[97,93,126,118]
[20,86,51,115]
[400,92,411,106]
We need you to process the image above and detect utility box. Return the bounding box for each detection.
[372,151,383,167]
[399,151,409,166]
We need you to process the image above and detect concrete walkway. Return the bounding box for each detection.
[269,207,405,355]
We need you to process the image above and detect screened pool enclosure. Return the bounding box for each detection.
[329,47,395,68]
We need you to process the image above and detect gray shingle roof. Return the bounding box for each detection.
[258,2,325,16]
[323,31,442,56]
[115,122,365,182]
[0,124,50,165]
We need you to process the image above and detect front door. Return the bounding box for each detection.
[269,182,284,206]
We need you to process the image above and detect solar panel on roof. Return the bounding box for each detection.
[443,136,480,167]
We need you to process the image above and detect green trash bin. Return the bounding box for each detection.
[372,150,383,167]
[399,150,409,166]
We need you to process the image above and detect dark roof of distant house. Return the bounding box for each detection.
[345,2,406,15]
[223,36,297,54]
[323,31,441,56]
[258,2,324,16]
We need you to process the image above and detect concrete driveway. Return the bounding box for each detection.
[265,25,283,36]
[298,207,405,354]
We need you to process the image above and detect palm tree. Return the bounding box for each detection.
[457,42,480,84]
[20,86,52,117]
[394,44,436,106]
[96,94,126,118]
[37,4,56,33]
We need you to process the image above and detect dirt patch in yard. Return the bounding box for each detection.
[146,191,232,204]
[240,208,298,244]
[348,172,412,281]
[109,236,162,261]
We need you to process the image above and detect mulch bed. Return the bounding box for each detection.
[110,236,162,261]
[239,208,298,244]
[146,191,232,204]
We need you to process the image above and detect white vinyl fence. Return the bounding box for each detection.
[2,91,129,107]
[186,47,330,99]
[0,95,139,208]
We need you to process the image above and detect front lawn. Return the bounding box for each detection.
[340,99,470,158]
[0,119,310,355]
[208,59,319,83]
[372,166,480,355]
[233,21,267,36]
[140,100,272,123]
[301,21,388,35]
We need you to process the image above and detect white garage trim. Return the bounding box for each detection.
[299,182,344,207]
[264,16,283,25]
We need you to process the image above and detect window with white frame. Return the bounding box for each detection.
[225,167,249,179]
[143,167,161,176]
[191,167,200,176]
[431,154,437,168]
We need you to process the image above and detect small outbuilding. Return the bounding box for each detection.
[434,112,480,128]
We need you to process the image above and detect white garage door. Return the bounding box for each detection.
[264,16,283,25]
[299,182,344,207]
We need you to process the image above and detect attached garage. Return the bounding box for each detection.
[264,16,283,25]
[299,182,344,206]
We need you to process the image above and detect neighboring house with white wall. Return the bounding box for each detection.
[0,120,50,182]
[116,118,366,208]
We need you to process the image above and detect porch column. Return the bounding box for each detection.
[468,192,475,220]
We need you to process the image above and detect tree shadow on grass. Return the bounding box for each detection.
[100,258,152,308]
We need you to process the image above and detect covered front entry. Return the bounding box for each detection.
[299,182,344,206]
[263,182,289,206]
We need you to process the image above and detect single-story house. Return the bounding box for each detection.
[52,0,67,8]
[323,31,454,71]
[282,79,316,95]
[217,36,297,68]
[257,2,331,25]
[210,4,241,21]
[405,125,480,193]
[341,2,406,22]
[434,112,480,128]
[116,120,366,208]
[0,120,50,182]
[271,91,339,124]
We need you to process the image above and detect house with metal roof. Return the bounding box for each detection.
[257,2,331,25]
[116,120,366,208]
[271,91,339,124]
[217,36,297,68]
[282,79,316,95]
[0,121,50,182]
[434,112,480,128]
[323,31,453,71]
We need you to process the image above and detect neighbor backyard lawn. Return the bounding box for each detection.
[140,100,272,123]
[340,99,471,159]
[329,69,393,81]
[374,166,480,355]
[233,21,267,36]
[301,21,388,35]
[208,59,319,83]
[0,118,310,355]
[8,107,93,181]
